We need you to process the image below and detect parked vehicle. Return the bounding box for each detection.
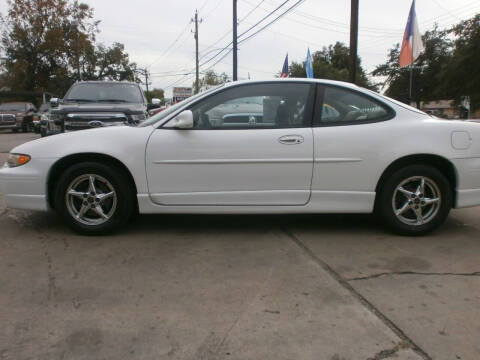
[33,103,50,135]
[48,81,153,132]
[2,79,480,236]
[0,102,36,132]
[148,105,167,117]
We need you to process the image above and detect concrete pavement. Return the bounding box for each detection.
[1,131,479,359]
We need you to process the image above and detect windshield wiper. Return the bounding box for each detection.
[65,98,95,102]
[97,99,128,103]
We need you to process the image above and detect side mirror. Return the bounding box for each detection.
[165,110,194,129]
[50,98,60,108]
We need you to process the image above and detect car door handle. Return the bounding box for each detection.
[278,135,304,145]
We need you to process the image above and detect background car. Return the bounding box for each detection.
[49,81,150,132]
[2,79,480,237]
[33,103,50,135]
[0,102,36,132]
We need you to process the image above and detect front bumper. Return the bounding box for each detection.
[0,123,21,130]
[0,158,57,211]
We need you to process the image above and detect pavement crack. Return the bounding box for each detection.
[367,341,409,360]
[347,271,480,281]
[281,227,432,360]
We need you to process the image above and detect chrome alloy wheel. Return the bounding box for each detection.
[65,174,117,226]
[392,176,441,226]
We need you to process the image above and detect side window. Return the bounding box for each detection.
[189,83,312,129]
[315,86,392,125]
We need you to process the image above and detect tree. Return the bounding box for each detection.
[0,0,140,97]
[372,26,453,106]
[196,70,229,90]
[82,42,140,82]
[442,14,480,114]
[144,88,164,103]
[0,0,98,94]
[289,42,375,89]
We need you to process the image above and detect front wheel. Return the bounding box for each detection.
[54,162,135,235]
[376,165,452,236]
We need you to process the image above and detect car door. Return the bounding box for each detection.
[311,84,396,209]
[145,82,315,206]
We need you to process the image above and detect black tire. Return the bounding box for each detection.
[54,162,135,235]
[376,164,452,236]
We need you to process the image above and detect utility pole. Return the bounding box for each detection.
[192,10,202,94]
[233,0,238,81]
[136,68,150,100]
[349,0,359,84]
[145,71,149,99]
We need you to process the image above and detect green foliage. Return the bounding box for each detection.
[289,42,375,90]
[443,14,480,112]
[373,15,480,112]
[0,0,139,96]
[196,70,229,89]
[372,27,453,106]
[144,88,165,103]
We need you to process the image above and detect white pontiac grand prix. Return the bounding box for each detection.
[1,79,479,235]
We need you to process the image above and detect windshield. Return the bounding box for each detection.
[65,83,144,103]
[139,85,224,127]
[0,103,26,111]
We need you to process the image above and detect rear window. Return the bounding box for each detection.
[65,83,144,103]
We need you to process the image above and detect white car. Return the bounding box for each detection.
[1,79,479,236]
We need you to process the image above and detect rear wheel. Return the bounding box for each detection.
[376,164,452,236]
[54,162,135,235]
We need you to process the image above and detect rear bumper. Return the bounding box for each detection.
[456,189,480,209]
[451,157,480,208]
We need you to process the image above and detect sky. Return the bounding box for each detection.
[1,0,479,97]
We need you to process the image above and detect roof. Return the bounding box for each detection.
[222,78,361,89]
[74,80,139,85]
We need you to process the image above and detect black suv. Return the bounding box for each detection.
[50,81,149,132]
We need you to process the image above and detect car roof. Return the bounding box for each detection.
[73,81,139,86]
[221,78,361,89]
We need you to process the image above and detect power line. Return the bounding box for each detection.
[148,21,191,68]
[239,0,266,23]
[198,0,292,69]
[429,0,461,21]
[236,0,305,45]
[243,0,404,34]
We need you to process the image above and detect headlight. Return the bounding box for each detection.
[130,113,147,122]
[6,153,31,168]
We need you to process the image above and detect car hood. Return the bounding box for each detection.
[53,102,146,114]
[11,125,154,159]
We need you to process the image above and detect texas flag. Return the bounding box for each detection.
[399,0,424,68]
[280,54,289,78]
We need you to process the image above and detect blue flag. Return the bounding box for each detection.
[306,48,313,78]
[280,54,288,78]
